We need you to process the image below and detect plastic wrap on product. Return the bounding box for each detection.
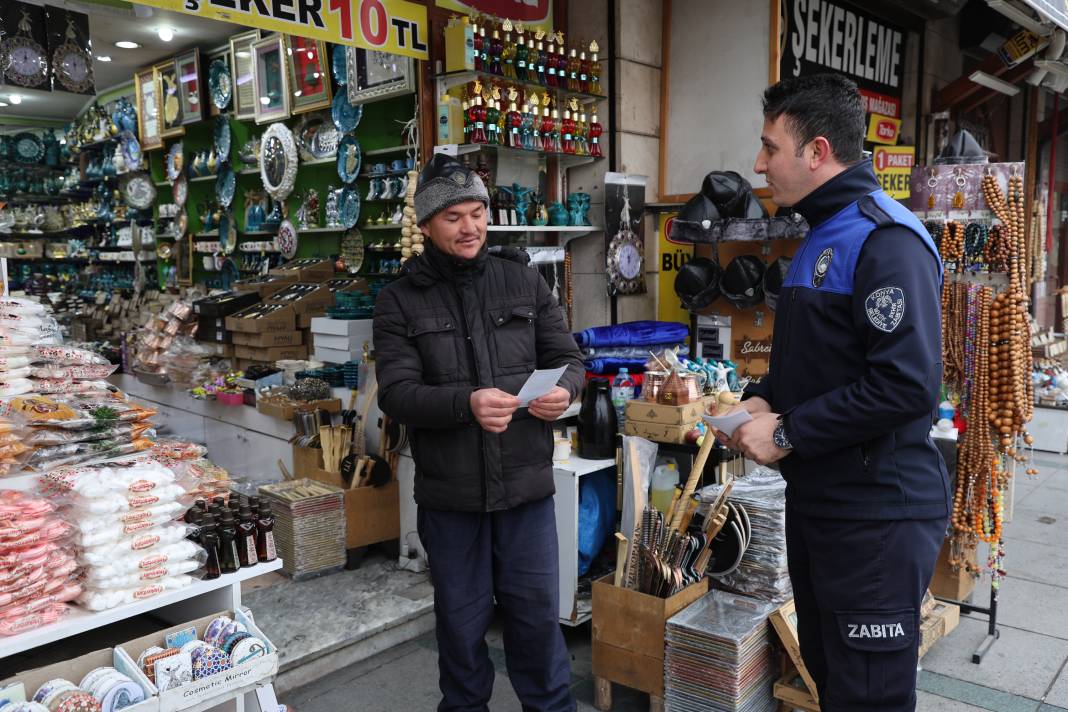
[0,366,30,379]
[39,460,181,497]
[0,356,30,371]
[27,379,113,395]
[0,601,70,635]
[24,437,156,472]
[77,575,194,611]
[150,440,208,461]
[83,552,203,589]
[0,392,153,430]
[25,422,153,447]
[78,523,197,565]
[30,345,111,366]
[0,379,33,397]
[30,365,119,380]
[68,483,191,515]
[0,297,48,316]
[75,502,186,548]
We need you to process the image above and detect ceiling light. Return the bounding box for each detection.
[115,41,140,49]
[96,55,112,62]
[8,94,22,105]
[969,70,1021,96]
[0,102,8,108]
[158,27,174,42]
[985,1,1052,37]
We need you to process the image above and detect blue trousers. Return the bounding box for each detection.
[786,507,947,712]
[418,496,575,712]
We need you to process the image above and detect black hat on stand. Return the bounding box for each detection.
[721,254,766,310]
[674,257,723,311]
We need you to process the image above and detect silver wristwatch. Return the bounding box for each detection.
[773,418,793,450]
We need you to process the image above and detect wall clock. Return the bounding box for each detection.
[4,8,48,89]
[52,15,93,94]
[606,188,645,295]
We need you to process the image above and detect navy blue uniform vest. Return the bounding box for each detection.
[746,163,950,520]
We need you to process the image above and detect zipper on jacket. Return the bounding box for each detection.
[860,442,870,469]
[451,282,491,511]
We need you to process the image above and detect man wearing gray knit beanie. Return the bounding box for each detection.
[373,153,584,712]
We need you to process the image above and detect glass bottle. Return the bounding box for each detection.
[561,108,574,154]
[506,101,522,148]
[575,112,588,156]
[588,41,602,95]
[249,496,262,517]
[553,35,568,88]
[585,112,602,157]
[489,29,503,75]
[238,506,258,568]
[256,502,277,563]
[545,35,557,86]
[541,106,554,151]
[486,98,500,145]
[470,95,487,144]
[475,25,487,72]
[199,513,221,580]
[462,99,471,143]
[218,512,241,574]
[515,28,528,82]
[551,108,563,153]
[567,48,581,91]
[520,102,535,151]
[579,50,589,94]
[533,32,546,85]
[501,23,517,79]
[186,510,203,543]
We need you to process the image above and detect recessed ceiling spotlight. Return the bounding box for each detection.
[96,55,112,62]
[115,41,140,49]
[8,95,22,105]
[158,27,174,42]
[0,102,8,108]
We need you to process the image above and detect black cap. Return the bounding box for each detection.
[674,257,723,312]
[721,255,766,310]
[700,171,751,217]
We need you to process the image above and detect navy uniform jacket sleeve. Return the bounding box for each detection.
[784,226,942,458]
[372,287,477,429]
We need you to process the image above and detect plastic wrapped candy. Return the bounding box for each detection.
[77,575,194,611]
[78,524,198,565]
[26,379,113,396]
[25,422,154,447]
[30,365,118,381]
[0,356,30,371]
[74,501,186,548]
[66,483,190,515]
[0,601,69,636]
[39,460,184,498]
[29,344,111,367]
[0,297,48,316]
[23,437,156,472]
[83,556,202,590]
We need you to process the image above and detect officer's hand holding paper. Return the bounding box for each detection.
[703,408,753,438]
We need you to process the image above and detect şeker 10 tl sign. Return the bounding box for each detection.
[131,0,428,59]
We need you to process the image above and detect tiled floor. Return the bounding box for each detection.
[281,453,1068,712]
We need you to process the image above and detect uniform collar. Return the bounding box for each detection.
[792,160,880,229]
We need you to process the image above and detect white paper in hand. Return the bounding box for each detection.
[702,409,753,438]
[516,366,569,407]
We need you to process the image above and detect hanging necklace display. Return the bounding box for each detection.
[927,170,938,211]
[4,8,48,89]
[53,13,94,94]
[952,168,967,209]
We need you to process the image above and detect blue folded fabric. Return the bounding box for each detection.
[584,357,650,374]
[582,344,688,359]
[574,320,689,348]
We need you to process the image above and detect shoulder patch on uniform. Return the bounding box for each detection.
[812,248,834,287]
[858,195,895,228]
[865,287,906,333]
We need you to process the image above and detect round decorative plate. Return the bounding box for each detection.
[332,45,348,86]
[12,133,44,164]
[208,58,232,111]
[121,132,142,168]
[297,113,339,161]
[215,164,236,208]
[157,242,172,260]
[260,122,299,202]
[331,93,362,133]
[121,172,156,210]
[166,142,184,182]
[336,135,362,184]
[173,173,189,207]
[220,257,240,289]
[275,219,298,259]
[218,211,236,255]
[176,213,188,238]
[214,116,231,160]
[338,187,361,229]
[339,228,363,273]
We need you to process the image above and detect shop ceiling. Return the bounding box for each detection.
[0,0,236,122]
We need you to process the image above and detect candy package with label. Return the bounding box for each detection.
[25,421,154,447]
[39,459,187,497]
[30,344,111,366]
[26,379,112,395]
[0,379,33,398]
[23,437,155,472]
[84,558,201,590]
[30,365,119,380]
[0,297,47,316]
[72,498,184,548]
[0,601,69,636]
[78,575,194,611]
[1,392,155,430]
[0,362,29,375]
[82,541,204,583]
[79,523,198,565]
[67,482,190,515]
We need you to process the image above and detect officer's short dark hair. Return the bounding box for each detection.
[762,74,866,164]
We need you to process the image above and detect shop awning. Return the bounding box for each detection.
[1021,1,1068,33]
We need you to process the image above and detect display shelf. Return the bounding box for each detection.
[6,255,89,262]
[668,216,808,244]
[78,175,117,186]
[295,226,346,234]
[301,155,337,167]
[188,174,218,183]
[0,193,82,204]
[362,272,401,278]
[239,166,260,175]
[78,136,121,149]
[360,169,408,178]
[435,70,608,104]
[0,559,283,658]
[365,144,417,157]
[363,198,406,204]
[0,160,68,174]
[435,142,603,168]
[488,225,595,233]
[361,223,402,230]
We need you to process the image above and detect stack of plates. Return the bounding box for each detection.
[664,590,778,712]
[259,478,346,580]
[697,467,792,602]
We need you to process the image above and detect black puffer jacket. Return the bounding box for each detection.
[372,244,585,512]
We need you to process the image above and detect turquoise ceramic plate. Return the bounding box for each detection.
[331,92,362,133]
[216,164,236,208]
[336,135,362,184]
[339,186,361,229]
[209,58,232,111]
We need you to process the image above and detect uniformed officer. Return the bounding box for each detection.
[725,74,951,712]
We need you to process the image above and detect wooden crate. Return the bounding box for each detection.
[592,575,708,709]
[919,601,961,658]
[929,539,977,601]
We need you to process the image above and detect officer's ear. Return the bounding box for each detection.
[808,136,835,169]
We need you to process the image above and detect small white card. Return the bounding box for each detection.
[516,366,569,407]
[702,409,753,438]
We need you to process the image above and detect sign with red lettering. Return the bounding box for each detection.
[435,0,551,28]
[872,145,914,199]
[866,113,900,145]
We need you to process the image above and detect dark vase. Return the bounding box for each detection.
[578,379,617,459]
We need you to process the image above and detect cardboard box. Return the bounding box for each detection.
[622,420,694,445]
[591,575,708,696]
[233,344,309,362]
[233,275,293,298]
[298,313,315,329]
[119,609,277,712]
[919,601,960,658]
[270,259,334,283]
[310,317,374,338]
[325,277,368,294]
[222,343,236,358]
[231,331,303,348]
[225,303,295,335]
[196,327,231,344]
[773,671,820,712]
[198,316,227,331]
[313,346,355,364]
[929,538,977,601]
[624,398,711,426]
[292,444,400,549]
[1,648,154,712]
[443,21,474,72]
[233,370,284,390]
[267,282,335,316]
[257,397,341,421]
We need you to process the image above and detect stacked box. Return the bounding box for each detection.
[309,317,374,364]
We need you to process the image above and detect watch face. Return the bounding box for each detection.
[63,53,89,81]
[5,38,47,86]
[11,46,42,76]
[618,243,641,279]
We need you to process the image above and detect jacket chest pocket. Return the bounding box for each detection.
[489,304,536,369]
[408,315,459,382]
